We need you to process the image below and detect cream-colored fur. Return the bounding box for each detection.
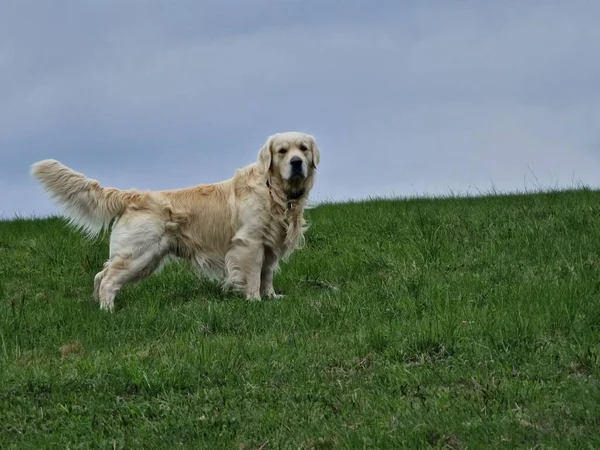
[30,131,321,311]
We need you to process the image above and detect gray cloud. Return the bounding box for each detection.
[2,0,600,217]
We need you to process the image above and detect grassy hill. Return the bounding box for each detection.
[1,189,599,449]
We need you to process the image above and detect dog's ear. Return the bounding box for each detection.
[311,139,321,169]
[258,135,273,172]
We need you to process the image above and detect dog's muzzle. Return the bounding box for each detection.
[290,156,305,178]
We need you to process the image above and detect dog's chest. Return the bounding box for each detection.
[264,214,288,248]
[265,206,304,259]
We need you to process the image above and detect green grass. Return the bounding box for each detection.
[1,189,600,449]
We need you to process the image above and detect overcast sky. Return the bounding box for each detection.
[2,0,600,218]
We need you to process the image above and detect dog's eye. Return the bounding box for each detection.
[278,148,287,154]
[299,144,308,152]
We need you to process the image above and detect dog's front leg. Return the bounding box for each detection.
[225,238,264,301]
[243,242,264,301]
[261,247,283,299]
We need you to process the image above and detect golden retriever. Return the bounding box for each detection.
[30,131,320,311]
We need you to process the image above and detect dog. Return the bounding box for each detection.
[30,131,320,311]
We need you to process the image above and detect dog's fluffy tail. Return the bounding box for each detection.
[30,159,137,238]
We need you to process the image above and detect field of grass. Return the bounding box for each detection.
[1,189,600,449]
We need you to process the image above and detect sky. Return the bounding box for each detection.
[2,0,600,218]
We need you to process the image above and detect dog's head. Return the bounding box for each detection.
[258,131,320,199]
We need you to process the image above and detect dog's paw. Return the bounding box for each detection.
[245,293,262,302]
[99,301,115,312]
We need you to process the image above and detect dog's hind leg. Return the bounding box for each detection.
[98,248,166,311]
[93,264,108,302]
[97,214,172,311]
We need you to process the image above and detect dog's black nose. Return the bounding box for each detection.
[290,157,303,170]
